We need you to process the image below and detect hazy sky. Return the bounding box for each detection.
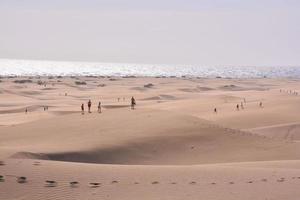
[0,0,299,66]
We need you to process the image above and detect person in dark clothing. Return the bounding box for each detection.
[81,103,84,114]
[131,96,136,110]
[88,100,92,113]
[98,101,102,113]
[214,108,217,113]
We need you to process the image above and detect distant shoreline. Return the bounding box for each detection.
[1,59,300,78]
[0,75,299,80]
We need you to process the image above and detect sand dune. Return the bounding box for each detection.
[141,94,177,101]
[0,105,46,114]
[249,123,300,140]
[0,77,300,199]
[1,108,299,165]
[1,158,300,200]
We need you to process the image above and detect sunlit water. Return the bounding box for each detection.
[0,59,300,78]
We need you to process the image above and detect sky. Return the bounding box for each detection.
[0,0,299,66]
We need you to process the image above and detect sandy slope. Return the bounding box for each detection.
[1,159,300,200]
[249,123,300,140]
[0,76,300,200]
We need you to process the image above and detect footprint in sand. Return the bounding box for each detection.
[111,180,119,184]
[261,178,268,182]
[170,182,177,185]
[277,178,285,182]
[89,182,101,188]
[134,182,139,184]
[152,181,159,184]
[189,181,196,185]
[70,181,79,187]
[17,176,27,183]
[45,180,57,187]
[33,161,41,166]
[229,182,234,184]
[247,181,253,184]
[0,175,5,182]
[0,161,5,166]
[211,182,216,185]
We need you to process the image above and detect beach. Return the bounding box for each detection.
[0,76,300,200]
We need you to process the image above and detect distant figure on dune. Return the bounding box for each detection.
[88,100,92,113]
[131,96,136,110]
[259,102,263,108]
[98,101,102,113]
[25,108,28,114]
[236,104,239,111]
[214,108,217,113]
[81,103,84,114]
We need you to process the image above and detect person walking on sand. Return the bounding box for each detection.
[98,101,102,113]
[81,103,85,114]
[236,104,239,111]
[214,108,217,114]
[88,100,92,113]
[259,102,263,108]
[25,108,28,114]
[131,96,136,110]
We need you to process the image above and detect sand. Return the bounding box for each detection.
[0,76,300,200]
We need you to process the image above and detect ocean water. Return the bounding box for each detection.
[0,59,300,78]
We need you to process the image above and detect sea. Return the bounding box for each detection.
[0,59,300,78]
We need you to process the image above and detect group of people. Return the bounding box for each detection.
[24,97,137,114]
[81,100,94,114]
[280,89,298,96]
[81,96,136,114]
[236,102,244,111]
[25,106,49,114]
[43,106,49,111]
[214,99,263,114]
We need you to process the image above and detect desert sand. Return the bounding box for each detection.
[0,76,300,200]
